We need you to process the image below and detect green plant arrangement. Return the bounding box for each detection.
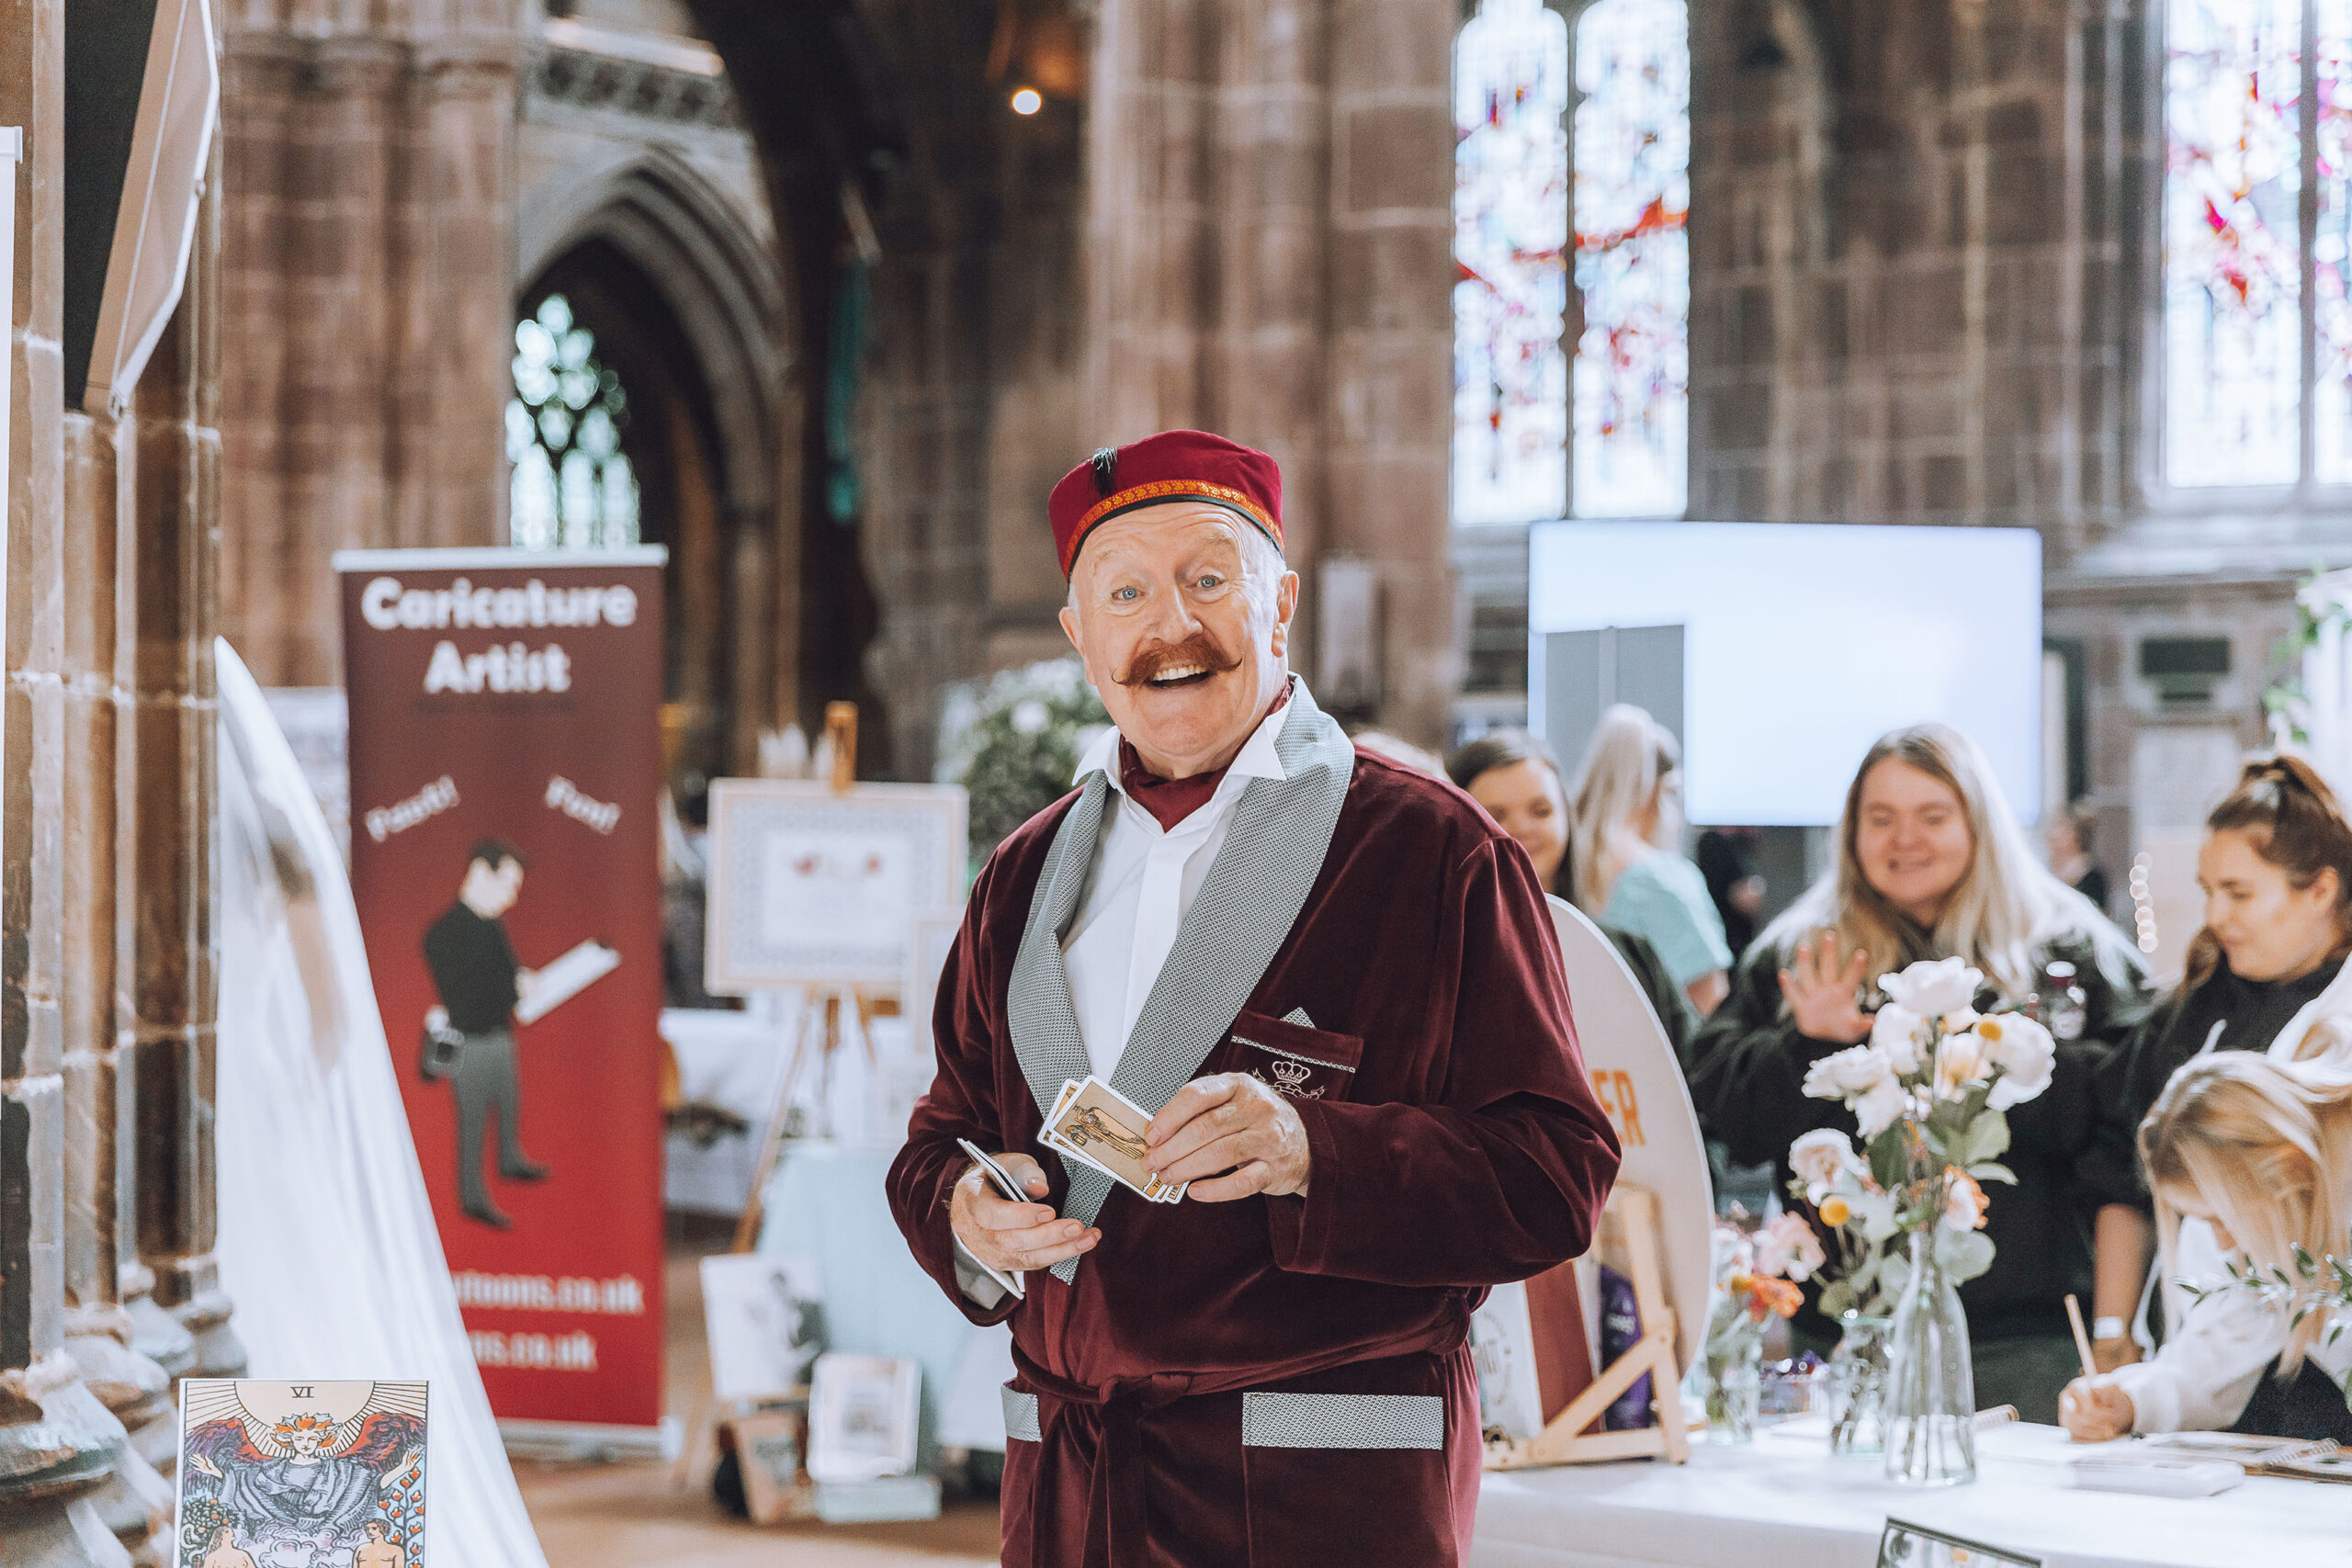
[2262,564,2352,746]
[938,659,1111,869]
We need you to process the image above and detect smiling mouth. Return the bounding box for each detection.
[1147,664,1214,687]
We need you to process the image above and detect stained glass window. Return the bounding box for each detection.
[1571,0,1690,518]
[2164,0,2302,489]
[1453,0,1571,525]
[2317,0,2352,481]
[506,294,640,549]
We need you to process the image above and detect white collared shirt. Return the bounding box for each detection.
[1061,682,1297,1081]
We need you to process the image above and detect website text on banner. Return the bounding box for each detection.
[339,547,668,1430]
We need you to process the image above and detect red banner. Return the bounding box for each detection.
[340,547,667,1431]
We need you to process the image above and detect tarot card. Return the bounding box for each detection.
[1042,1075,1186,1202]
[177,1380,428,1568]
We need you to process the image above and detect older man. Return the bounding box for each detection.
[887,430,1620,1567]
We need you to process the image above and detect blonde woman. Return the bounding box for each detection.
[2083,757,2352,1374]
[2063,1054,2352,1443]
[1566,705,1732,1015]
[1687,723,2150,1419]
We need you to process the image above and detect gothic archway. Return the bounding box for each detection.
[515,152,797,807]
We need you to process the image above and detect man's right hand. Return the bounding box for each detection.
[950,1152,1098,1272]
[2058,1375,2135,1443]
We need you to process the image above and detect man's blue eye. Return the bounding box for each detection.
[1113,586,1138,601]
[1197,576,1222,591]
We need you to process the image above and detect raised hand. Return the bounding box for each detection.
[1779,932,1873,1044]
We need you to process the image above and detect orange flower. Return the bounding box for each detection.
[1818,1196,1852,1227]
[1754,1277,1804,1319]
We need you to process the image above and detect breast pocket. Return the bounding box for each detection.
[1227,1010,1363,1102]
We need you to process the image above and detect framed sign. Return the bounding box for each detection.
[701,1252,823,1403]
[705,782,967,994]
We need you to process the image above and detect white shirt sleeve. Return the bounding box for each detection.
[952,1233,1012,1310]
[2109,1280,2282,1434]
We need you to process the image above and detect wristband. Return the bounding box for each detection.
[2092,1316,2129,1341]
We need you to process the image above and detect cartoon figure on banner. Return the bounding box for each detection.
[419,837,619,1226]
[178,1380,429,1568]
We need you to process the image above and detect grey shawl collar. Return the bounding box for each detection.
[1003,681,1356,1280]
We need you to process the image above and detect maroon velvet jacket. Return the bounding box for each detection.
[887,747,1621,1567]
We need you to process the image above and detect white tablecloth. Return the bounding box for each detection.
[1472,1419,2352,1568]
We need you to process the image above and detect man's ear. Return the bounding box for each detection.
[1058,602,1081,652]
[1269,570,1301,656]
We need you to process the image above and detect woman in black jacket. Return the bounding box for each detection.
[1687,724,2150,1422]
[2081,756,2352,1383]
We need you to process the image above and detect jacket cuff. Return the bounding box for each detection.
[1264,1099,1338,1272]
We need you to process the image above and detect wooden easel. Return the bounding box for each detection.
[683,704,901,1492]
[1483,1184,1691,1469]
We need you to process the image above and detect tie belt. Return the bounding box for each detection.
[1011,1344,1215,1568]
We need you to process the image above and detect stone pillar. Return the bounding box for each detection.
[1085,0,1214,438]
[216,32,299,687]
[0,2,133,1556]
[1215,0,1329,693]
[130,136,242,1387]
[57,409,172,1562]
[397,27,517,558]
[1324,0,1454,744]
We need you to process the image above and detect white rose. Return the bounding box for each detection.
[1934,1032,1988,1097]
[1978,1012,2057,1110]
[1802,1043,1894,1103]
[1870,1003,1926,1074]
[1880,956,1984,1020]
[1790,1128,1860,1193]
[1853,1077,1910,1138]
[1756,1212,1826,1282]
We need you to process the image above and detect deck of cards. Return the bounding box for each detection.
[1043,1076,1186,1203]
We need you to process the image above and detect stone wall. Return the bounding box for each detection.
[3,9,235,1562]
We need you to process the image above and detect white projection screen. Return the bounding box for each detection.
[1528,522,2042,828]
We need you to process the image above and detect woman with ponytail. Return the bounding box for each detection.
[2084,755,2352,1373]
[2064,1054,2352,1441]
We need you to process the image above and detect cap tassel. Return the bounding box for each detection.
[1090,446,1119,499]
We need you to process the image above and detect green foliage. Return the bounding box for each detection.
[2262,564,2352,744]
[938,660,1111,868]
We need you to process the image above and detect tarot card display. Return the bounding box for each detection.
[178,1380,428,1568]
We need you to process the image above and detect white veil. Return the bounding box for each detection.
[213,637,548,1568]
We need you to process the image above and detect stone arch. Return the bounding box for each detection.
[514,147,801,792]
[517,146,792,518]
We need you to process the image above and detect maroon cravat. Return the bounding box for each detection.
[1114,682,1292,831]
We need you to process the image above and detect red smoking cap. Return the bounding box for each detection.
[1047,429,1283,578]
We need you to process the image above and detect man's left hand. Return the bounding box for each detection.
[1144,1074,1311,1201]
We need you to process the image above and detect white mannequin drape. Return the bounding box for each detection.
[214,637,549,1568]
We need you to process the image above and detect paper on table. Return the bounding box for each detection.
[514,938,620,1023]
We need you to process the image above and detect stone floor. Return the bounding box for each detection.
[512,1218,1001,1566]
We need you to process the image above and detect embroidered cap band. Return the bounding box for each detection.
[1048,430,1283,577]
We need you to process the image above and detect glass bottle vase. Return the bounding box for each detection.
[1826,1310,1893,1456]
[1883,1231,1975,1484]
[1701,1308,1764,1444]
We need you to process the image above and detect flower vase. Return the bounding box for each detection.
[1883,1232,1975,1485]
[1702,1315,1764,1444]
[1825,1311,1893,1456]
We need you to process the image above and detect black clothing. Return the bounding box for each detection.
[2232,1356,2352,1443]
[424,902,522,1032]
[2073,864,2110,918]
[2085,957,2345,1213]
[1695,830,1760,958]
[1687,926,2152,1350]
[1606,925,1696,1066]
